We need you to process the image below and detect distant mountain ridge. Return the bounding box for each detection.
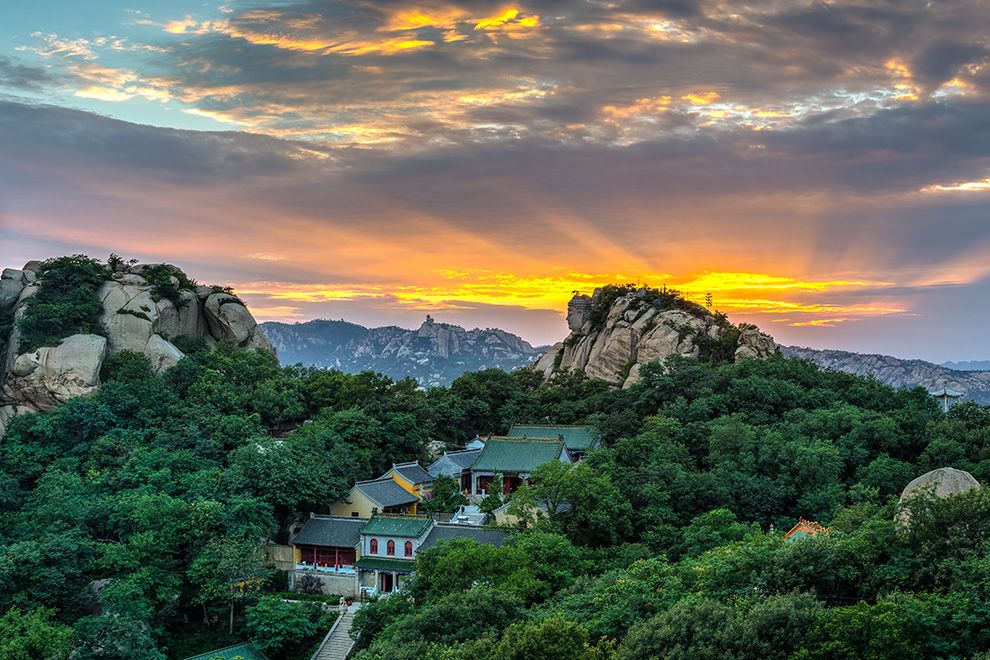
[260,316,542,387]
[260,314,990,401]
[942,360,990,372]
[781,346,990,404]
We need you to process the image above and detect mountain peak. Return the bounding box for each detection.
[261,317,539,387]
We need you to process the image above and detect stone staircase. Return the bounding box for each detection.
[311,607,357,660]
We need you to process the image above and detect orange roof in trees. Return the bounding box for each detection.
[782,518,830,542]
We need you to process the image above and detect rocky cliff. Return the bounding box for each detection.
[533,285,777,387]
[781,346,990,404]
[0,258,272,436]
[261,316,542,387]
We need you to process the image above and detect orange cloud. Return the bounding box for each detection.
[789,318,857,327]
[474,7,540,31]
[682,91,721,105]
[921,177,990,193]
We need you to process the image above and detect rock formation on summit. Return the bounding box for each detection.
[534,285,777,388]
[0,257,273,436]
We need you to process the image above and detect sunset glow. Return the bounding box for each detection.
[2,0,990,360]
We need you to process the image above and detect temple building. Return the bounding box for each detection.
[929,385,964,413]
[507,424,602,460]
[328,477,420,518]
[356,514,432,594]
[379,461,434,498]
[289,515,363,595]
[290,513,508,597]
[782,518,829,542]
[427,448,481,491]
[470,436,571,496]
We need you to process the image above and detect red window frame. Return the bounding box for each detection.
[387,539,395,556]
[404,541,413,557]
[370,538,378,554]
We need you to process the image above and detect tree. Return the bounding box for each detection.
[802,599,924,659]
[0,607,74,660]
[365,587,525,649]
[618,598,742,660]
[246,596,320,658]
[421,474,467,514]
[188,536,270,634]
[508,461,633,547]
[675,508,757,559]
[488,614,599,660]
[72,613,165,660]
[479,474,505,515]
[16,255,109,352]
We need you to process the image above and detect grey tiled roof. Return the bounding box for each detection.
[418,525,509,553]
[292,517,365,548]
[355,478,419,508]
[445,449,481,470]
[389,462,434,485]
[428,449,481,475]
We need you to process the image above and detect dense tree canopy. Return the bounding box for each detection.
[2,334,990,657]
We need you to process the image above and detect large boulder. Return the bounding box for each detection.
[175,290,203,337]
[0,269,25,311]
[204,294,273,352]
[899,467,980,502]
[97,281,158,354]
[144,334,184,374]
[735,325,777,361]
[1,334,107,413]
[896,467,981,525]
[205,294,256,344]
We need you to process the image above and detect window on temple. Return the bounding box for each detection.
[387,540,395,556]
[404,541,413,557]
[370,538,378,554]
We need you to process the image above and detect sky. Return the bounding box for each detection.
[1,0,990,362]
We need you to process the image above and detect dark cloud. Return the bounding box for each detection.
[0,100,326,184]
[911,39,987,88]
[0,55,53,91]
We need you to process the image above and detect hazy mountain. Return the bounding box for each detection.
[260,316,543,387]
[781,346,990,404]
[942,360,990,371]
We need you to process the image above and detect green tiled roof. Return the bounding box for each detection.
[472,436,565,473]
[184,642,267,660]
[508,424,601,451]
[361,515,432,538]
[356,557,416,572]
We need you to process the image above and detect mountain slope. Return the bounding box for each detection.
[781,346,990,404]
[260,316,542,386]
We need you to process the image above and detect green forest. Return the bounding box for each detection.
[3,264,990,658]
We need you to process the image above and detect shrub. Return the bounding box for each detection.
[139,264,195,306]
[100,350,156,383]
[172,336,209,355]
[296,574,324,595]
[245,596,321,658]
[587,284,710,329]
[16,255,109,352]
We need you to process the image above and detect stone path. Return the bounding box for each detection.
[311,604,359,660]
